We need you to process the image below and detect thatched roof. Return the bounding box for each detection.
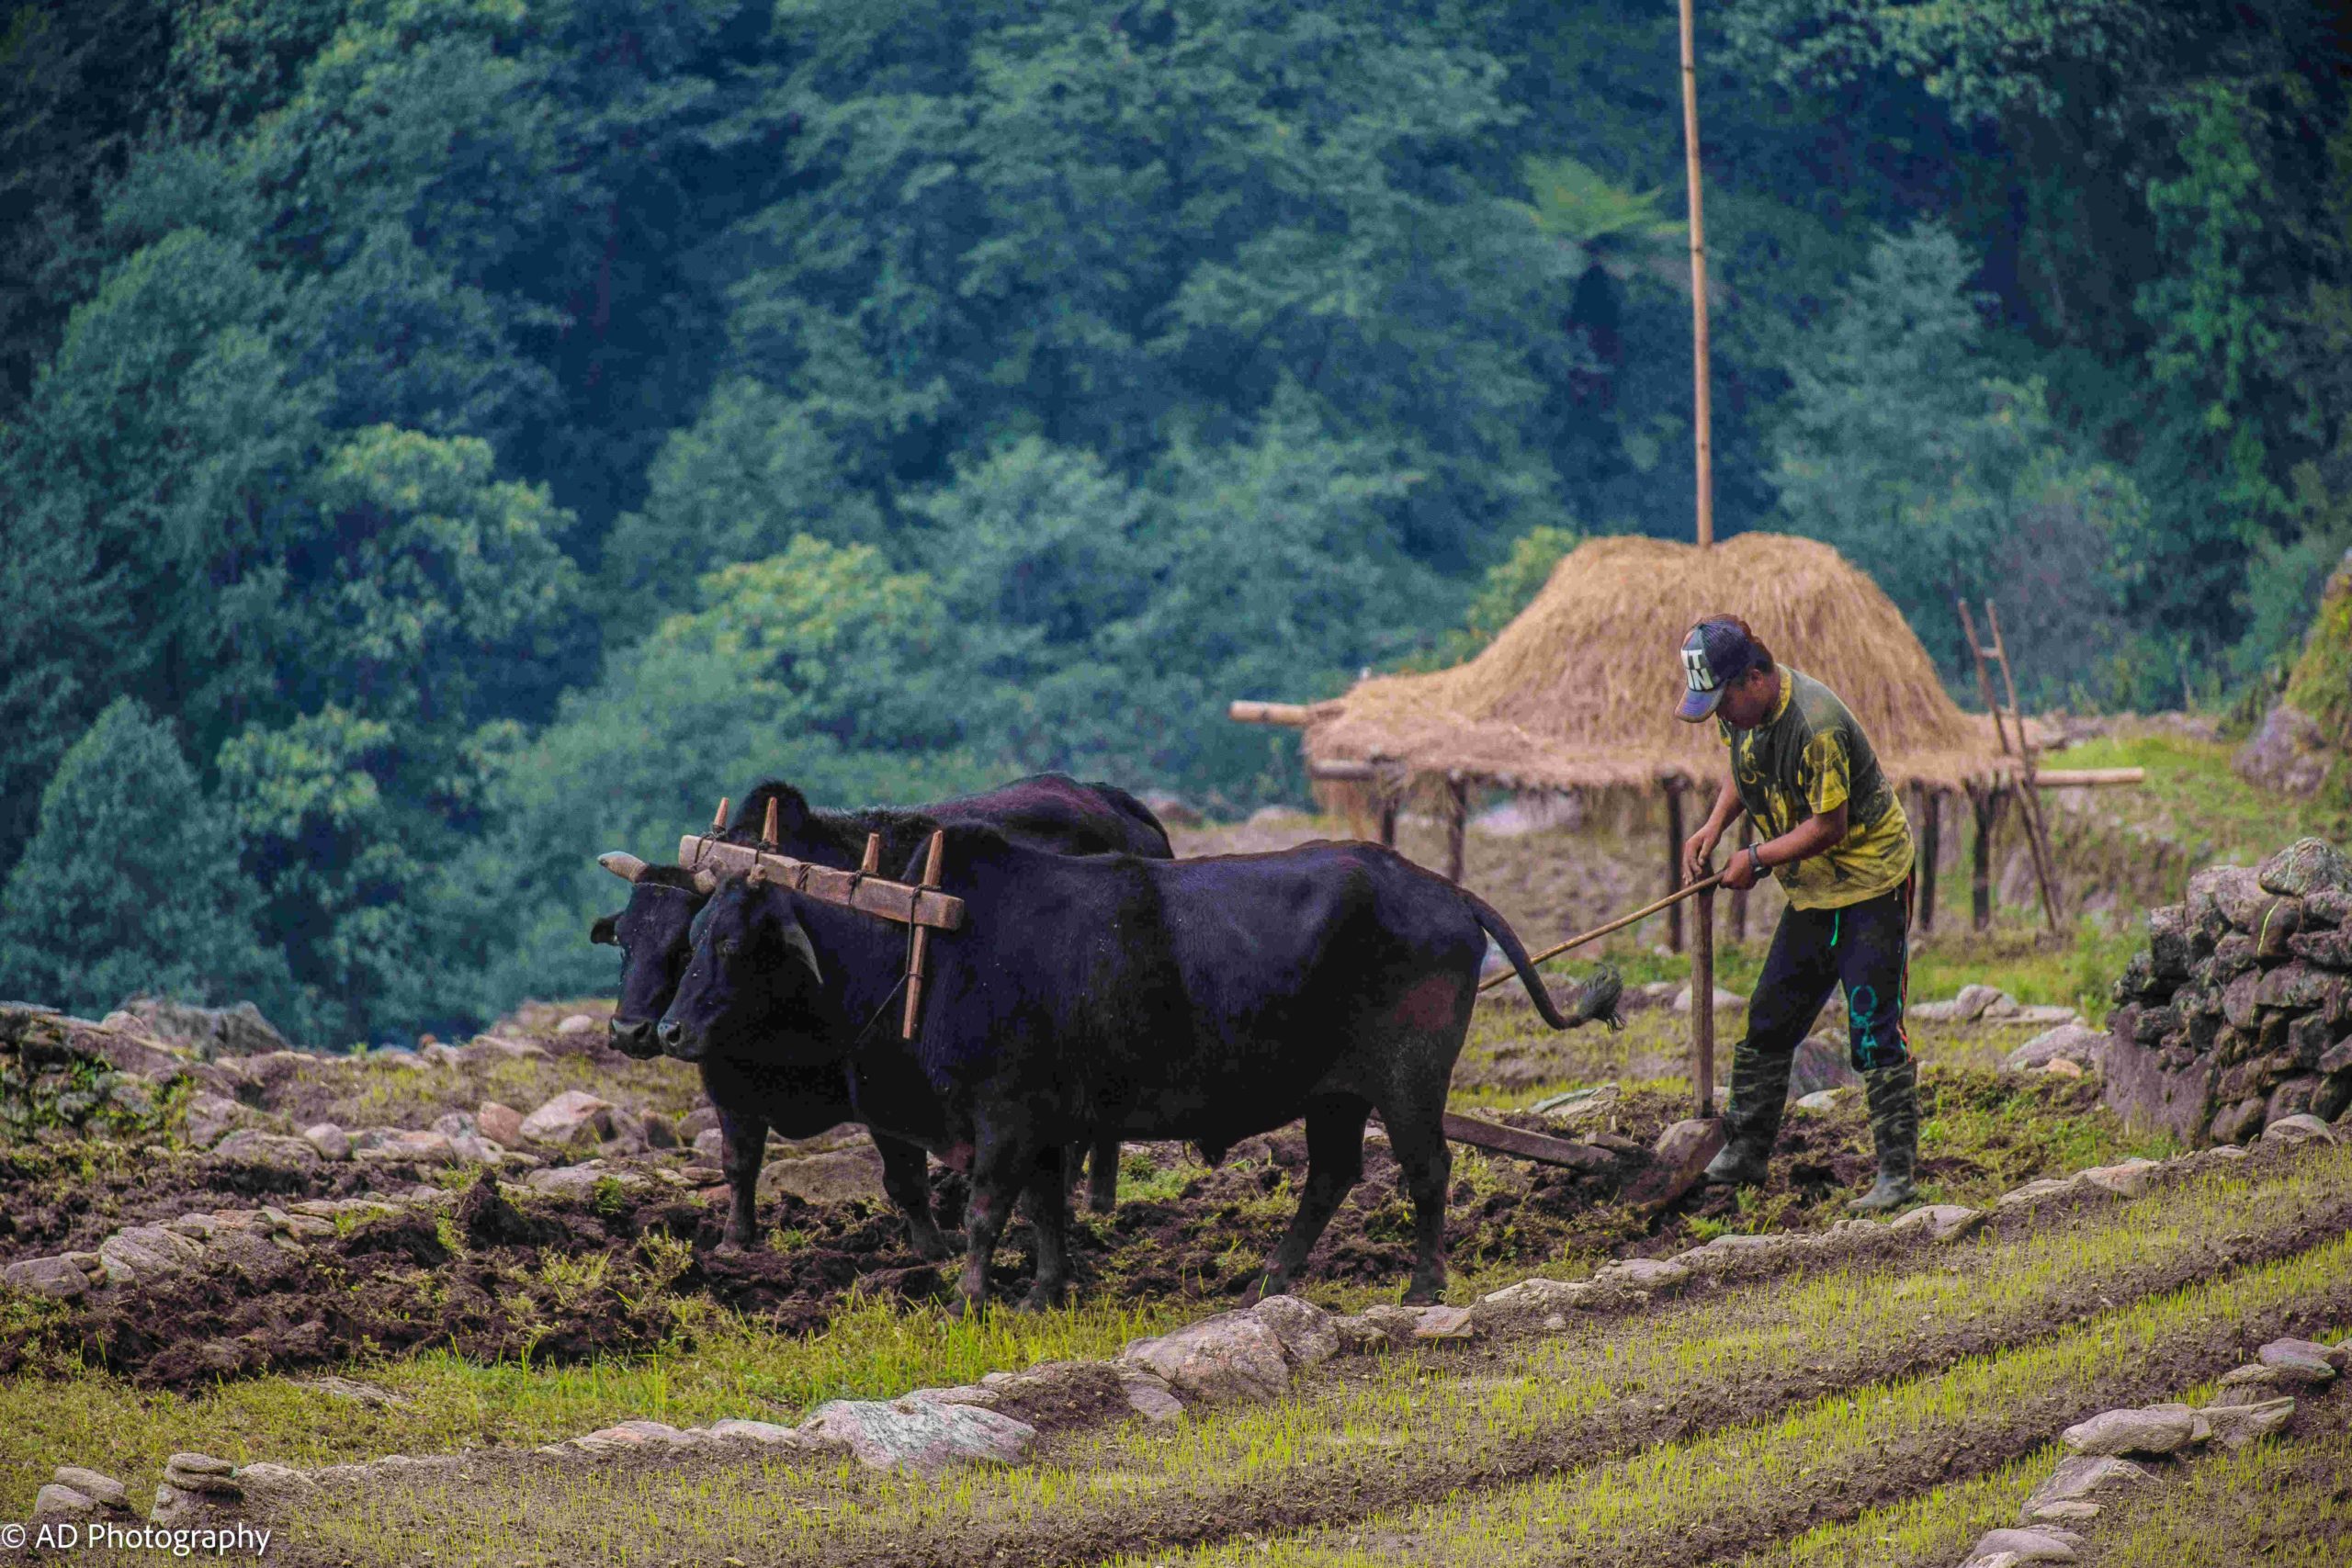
[1306,533,2025,794]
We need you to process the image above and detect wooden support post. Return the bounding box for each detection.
[1969,784,2007,931]
[1728,815,1752,942]
[1444,776,1468,884]
[1691,878,1716,1119]
[1663,780,1688,955]
[1917,788,1941,933]
[1377,790,1398,849]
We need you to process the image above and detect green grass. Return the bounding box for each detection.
[277,1144,2352,1566]
[0,1291,1197,1516]
[2043,733,2352,870]
[1726,1450,2046,1568]
[1154,1259,2352,1567]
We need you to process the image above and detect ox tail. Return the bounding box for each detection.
[1457,887,1624,1032]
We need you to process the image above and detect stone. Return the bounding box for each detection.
[1593,1257,1692,1292]
[2217,1362,2284,1394]
[476,1102,526,1148]
[2256,963,2338,1012]
[584,1420,684,1446]
[4,1254,89,1299]
[2199,1397,2295,1450]
[112,995,290,1058]
[2042,1057,2084,1079]
[1408,1304,1476,1340]
[2060,1405,2198,1457]
[2026,1454,2150,1512]
[2188,865,2269,934]
[1998,1179,2076,1209]
[164,1453,243,1497]
[557,1013,597,1035]
[1793,1088,1851,1111]
[1118,1370,1185,1422]
[233,1461,313,1496]
[1888,1203,1987,1241]
[33,1483,95,1517]
[2098,1028,2214,1146]
[51,1467,128,1510]
[641,1111,680,1150]
[2267,1077,2322,1125]
[1250,1293,1340,1367]
[301,1122,352,1160]
[2260,1111,2338,1145]
[181,1090,246,1147]
[2075,1160,2157,1200]
[2235,703,2335,797]
[1785,1033,1860,1098]
[2008,1023,2105,1073]
[2024,1501,2101,1525]
[2259,837,2352,897]
[2211,1097,2267,1145]
[213,1129,325,1167]
[707,1418,807,1446]
[1971,1527,2080,1562]
[353,1128,458,1164]
[1623,1118,1725,1211]
[692,1127,725,1162]
[2147,905,2195,977]
[1121,1312,1294,1404]
[798,1398,1037,1475]
[1475,1277,1600,1325]
[2259,1336,2346,1375]
[1671,984,1746,1014]
[99,1224,203,1284]
[760,1145,888,1204]
[518,1090,616,1145]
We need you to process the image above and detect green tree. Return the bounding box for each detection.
[0,699,294,1022]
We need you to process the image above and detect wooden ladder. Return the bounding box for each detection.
[1957,600,2062,932]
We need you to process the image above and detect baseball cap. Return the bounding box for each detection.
[1675,617,1769,722]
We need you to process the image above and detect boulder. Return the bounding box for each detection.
[180,1090,247,1148]
[111,996,290,1058]
[1407,1304,1476,1340]
[1786,1033,1860,1098]
[2187,865,2269,934]
[2235,702,2335,797]
[1671,985,1746,1014]
[2259,838,2352,897]
[212,1129,324,1168]
[2024,1454,2148,1512]
[1592,1257,1692,1292]
[1888,1204,1986,1242]
[2260,1111,2337,1145]
[798,1397,1037,1476]
[51,1467,128,1510]
[2008,1023,2105,1073]
[2199,1397,2295,1450]
[1250,1294,1340,1367]
[557,1013,597,1035]
[2210,1096,2267,1145]
[352,1128,458,1164]
[1121,1313,1295,1404]
[518,1090,616,1145]
[4,1254,90,1299]
[707,1418,808,1447]
[2098,1029,2213,1145]
[2075,1160,2158,1200]
[1793,1088,1852,1111]
[1475,1277,1599,1326]
[1970,1527,2081,1562]
[1118,1369,1185,1422]
[2256,963,2338,1012]
[641,1111,680,1150]
[33,1483,95,1517]
[301,1123,352,1161]
[476,1102,526,1148]
[760,1145,888,1204]
[2060,1405,2199,1457]
[2258,1337,2346,1379]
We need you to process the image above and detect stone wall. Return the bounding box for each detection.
[2104,838,2352,1145]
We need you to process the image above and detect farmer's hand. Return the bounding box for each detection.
[1680,827,1721,886]
[1720,843,1762,893]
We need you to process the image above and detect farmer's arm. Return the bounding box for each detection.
[1680,774,1746,884]
[1723,730,1853,890]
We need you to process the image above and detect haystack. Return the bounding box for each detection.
[1305,533,2018,795]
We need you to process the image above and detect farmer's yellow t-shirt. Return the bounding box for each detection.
[1717,668,1914,909]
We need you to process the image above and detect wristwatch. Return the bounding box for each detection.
[1746,845,1765,881]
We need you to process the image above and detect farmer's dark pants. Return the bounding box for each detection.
[1724,876,1917,1158]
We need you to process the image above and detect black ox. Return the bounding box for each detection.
[660,826,1620,1311]
[593,776,1170,1257]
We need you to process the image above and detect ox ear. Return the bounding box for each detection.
[780,922,822,986]
[590,913,620,947]
[597,852,648,883]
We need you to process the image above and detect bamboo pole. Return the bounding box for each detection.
[1691,877,1716,1119]
[1663,780,1687,953]
[1479,872,1727,991]
[1679,0,1713,548]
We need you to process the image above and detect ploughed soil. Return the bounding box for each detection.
[277,1146,2352,1568]
[0,1071,2105,1392]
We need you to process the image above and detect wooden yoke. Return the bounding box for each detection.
[674,834,966,931]
[901,829,946,1041]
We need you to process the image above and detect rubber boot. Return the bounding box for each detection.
[1849,1057,1919,1213]
[1703,1039,1793,1188]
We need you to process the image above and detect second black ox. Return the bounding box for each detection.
[660,826,1620,1311]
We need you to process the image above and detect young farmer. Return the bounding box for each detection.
[1674,615,1921,1213]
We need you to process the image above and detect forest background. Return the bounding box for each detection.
[3,0,2350,1044]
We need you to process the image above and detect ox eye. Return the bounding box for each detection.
[719,938,741,957]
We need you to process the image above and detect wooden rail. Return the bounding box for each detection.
[1227,699,1340,727]
[2031,768,2145,787]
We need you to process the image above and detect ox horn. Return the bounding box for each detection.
[597,852,649,883]
[712,795,729,831]
[762,796,780,847]
[783,922,822,985]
